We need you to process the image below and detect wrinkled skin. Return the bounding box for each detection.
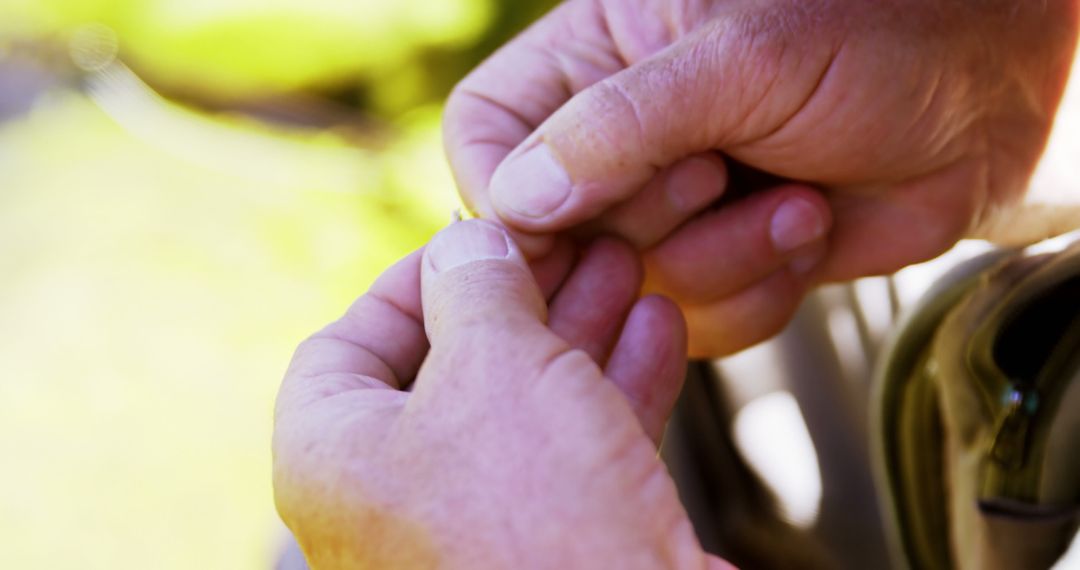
[444,0,1079,355]
[273,220,734,569]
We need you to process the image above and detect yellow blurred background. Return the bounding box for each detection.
[0,1,554,567]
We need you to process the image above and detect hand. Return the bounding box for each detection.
[443,0,1079,355]
[273,220,732,569]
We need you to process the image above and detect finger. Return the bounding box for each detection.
[681,268,807,357]
[604,295,687,445]
[420,219,550,350]
[548,238,642,365]
[488,21,839,231]
[643,185,831,303]
[820,160,981,282]
[529,234,578,301]
[277,249,426,419]
[586,153,728,249]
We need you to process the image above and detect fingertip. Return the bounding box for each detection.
[529,236,577,301]
[643,183,831,303]
[636,295,689,383]
[605,294,689,443]
[424,219,517,274]
[636,294,688,350]
[509,228,557,260]
[490,137,654,233]
[463,200,555,260]
[663,154,728,214]
[768,186,832,255]
[592,153,728,249]
[421,219,547,342]
[365,247,425,323]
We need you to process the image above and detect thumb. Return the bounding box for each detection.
[488,20,838,232]
[421,219,549,347]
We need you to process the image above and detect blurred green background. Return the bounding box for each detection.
[0,1,552,567]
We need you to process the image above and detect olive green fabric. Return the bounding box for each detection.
[874,241,1080,569]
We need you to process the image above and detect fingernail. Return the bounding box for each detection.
[770,197,826,253]
[427,220,511,273]
[492,143,572,219]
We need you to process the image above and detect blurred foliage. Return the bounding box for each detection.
[2,0,554,115]
[8,0,485,92]
[0,0,554,568]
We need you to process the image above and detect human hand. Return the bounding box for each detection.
[444,0,1079,355]
[273,220,733,569]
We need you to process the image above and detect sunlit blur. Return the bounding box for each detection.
[733,391,823,528]
[0,1,552,568]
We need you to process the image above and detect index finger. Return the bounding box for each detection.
[275,235,579,420]
[275,250,427,420]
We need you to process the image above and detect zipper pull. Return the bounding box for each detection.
[988,384,1040,470]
